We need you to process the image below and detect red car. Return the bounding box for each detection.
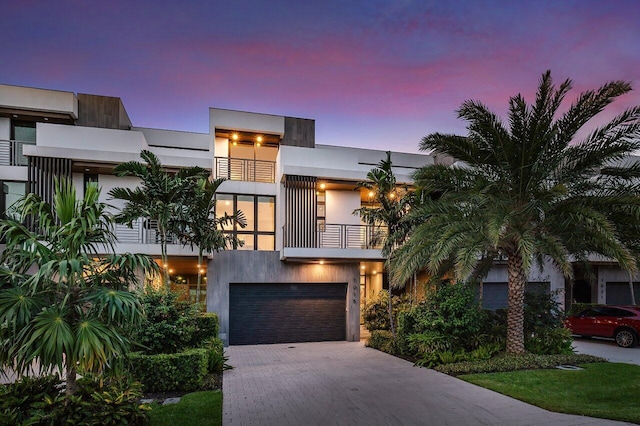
[565,305,640,348]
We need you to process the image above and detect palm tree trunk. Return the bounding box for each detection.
[159,224,169,291]
[196,249,203,310]
[506,252,526,354]
[65,362,77,396]
[388,289,396,338]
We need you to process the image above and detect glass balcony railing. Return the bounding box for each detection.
[0,140,36,166]
[214,157,275,183]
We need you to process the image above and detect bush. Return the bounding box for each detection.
[362,291,412,332]
[133,289,220,354]
[134,289,197,354]
[129,348,210,392]
[192,313,220,345]
[365,330,402,355]
[399,280,490,354]
[434,353,606,376]
[0,374,150,425]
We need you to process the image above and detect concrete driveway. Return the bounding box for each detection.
[573,337,640,365]
[223,341,629,425]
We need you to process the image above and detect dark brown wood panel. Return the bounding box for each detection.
[282,117,315,148]
[77,94,132,130]
[229,283,346,345]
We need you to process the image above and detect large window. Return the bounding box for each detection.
[215,194,275,250]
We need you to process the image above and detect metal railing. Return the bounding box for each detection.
[113,219,179,245]
[214,157,275,183]
[284,223,386,250]
[0,140,36,166]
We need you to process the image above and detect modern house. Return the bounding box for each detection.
[1,83,638,346]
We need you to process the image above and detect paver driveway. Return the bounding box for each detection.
[223,341,629,425]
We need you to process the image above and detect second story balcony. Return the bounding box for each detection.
[214,157,275,183]
[0,140,36,166]
[281,222,387,261]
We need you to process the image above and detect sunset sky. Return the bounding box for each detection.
[2,0,639,153]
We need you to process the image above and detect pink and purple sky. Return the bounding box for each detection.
[2,0,639,153]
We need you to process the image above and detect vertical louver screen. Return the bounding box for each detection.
[284,175,317,248]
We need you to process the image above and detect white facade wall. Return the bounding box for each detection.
[0,84,78,118]
[325,190,360,225]
[210,108,284,138]
[0,117,10,139]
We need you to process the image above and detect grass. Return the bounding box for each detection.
[148,391,222,426]
[461,363,640,424]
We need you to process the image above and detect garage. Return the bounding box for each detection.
[479,282,550,310]
[229,283,347,345]
[606,282,640,305]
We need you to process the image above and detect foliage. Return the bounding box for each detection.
[568,302,598,317]
[365,330,402,355]
[0,178,157,395]
[133,289,219,355]
[354,151,424,336]
[414,343,503,368]
[133,289,196,354]
[148,391,222,426]
[202,337,231,374]
[129,348,210,393]
[490,291,573,355]
[0,374,150,425]
[173,177,246,307]
[525,327,573,355]
[399,281,490,354]
[434,353,606,376]
[391,71,640,354]
[361,290,411,331]
[461,363,640,424]
[109,150,209,289]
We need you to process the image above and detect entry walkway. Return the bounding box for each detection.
[223,341,629,425]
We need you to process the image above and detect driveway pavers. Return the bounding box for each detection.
[573,338,640,366]
[223,341,630,425]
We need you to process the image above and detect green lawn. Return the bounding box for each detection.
[149,391,222,426]
[461,363,640,424]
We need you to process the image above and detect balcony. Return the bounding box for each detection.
[113,219,179,245]
[281,223,387,260]
[316,224,386,249]
[0,140,36,166]
[214,157,275,183]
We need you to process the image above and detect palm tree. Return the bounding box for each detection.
[391,71,640,354]
[0,178,158,395]
[108,150,209,289]
[175,177,246,308]
[354,152,416,336]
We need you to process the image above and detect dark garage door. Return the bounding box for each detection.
[229,283,347,345]
[606,282,640,305]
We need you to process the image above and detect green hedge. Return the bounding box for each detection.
[434,353,606,376]
[192,313,220,345]
[129,348,209,393]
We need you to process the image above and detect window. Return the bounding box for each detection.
[11,121,36,142]
[1,181,26,220]
[216,194,276,250]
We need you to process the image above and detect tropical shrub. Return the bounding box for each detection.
[362,291,412,332]
[133,289,220,354]
[0,179,157,395]
[0,374,150,425]
[365,330,402,355]
[399,280,490,354]
[133,289,196,354]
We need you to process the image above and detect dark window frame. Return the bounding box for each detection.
[216,193,276,250]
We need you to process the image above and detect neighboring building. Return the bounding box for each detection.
[0,83,637,346]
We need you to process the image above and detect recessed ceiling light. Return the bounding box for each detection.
[232,133,238,140]
[319,260,325,265]
[320,183,326,190]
